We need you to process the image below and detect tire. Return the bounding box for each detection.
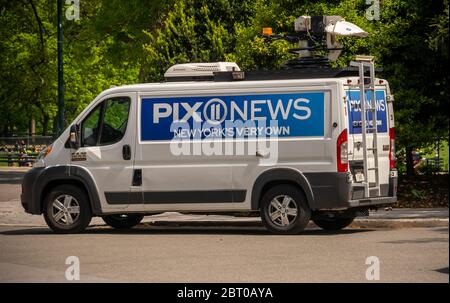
[102,214,144,229]
[313,216,355,231]
[260,185,311,234]
[43,184,92,234]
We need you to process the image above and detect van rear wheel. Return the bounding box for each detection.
[43,185,92,234]
[313,216,355,231]
[102,214,144,229]
[260,185,311,234]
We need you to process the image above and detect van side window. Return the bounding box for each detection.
[81,104,102,147]
[99,97,131,145]
[80,97,131,147]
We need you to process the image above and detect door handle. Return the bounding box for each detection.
[122,144,131,160]
[256,151,269,158]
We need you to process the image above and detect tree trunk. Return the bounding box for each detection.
[138,64,146,83]
[30,115,36,144]
[406,146,415,176]
[52,118,57,137]
[42,114,48,136]
[1,123,7,137]
[6,122,11,137]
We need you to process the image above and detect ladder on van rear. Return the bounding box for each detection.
[350,56,380,197]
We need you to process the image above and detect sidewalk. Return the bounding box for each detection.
[0,166,31,172]
[366,208,448,219]
[352,208,448,228]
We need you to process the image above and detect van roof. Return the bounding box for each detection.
[102,77,341,96]
[164,67,369,82]
[100,67,385,97]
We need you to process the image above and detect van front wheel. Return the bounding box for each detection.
[260,185,311,234]
[43,185,92,234]
[102,214,144,229]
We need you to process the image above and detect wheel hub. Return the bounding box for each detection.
[52,194,80,225]
[268,194,298,227]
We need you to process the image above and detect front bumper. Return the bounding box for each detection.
[21,167,45,214]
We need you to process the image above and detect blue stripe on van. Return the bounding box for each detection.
[140,92,325,141]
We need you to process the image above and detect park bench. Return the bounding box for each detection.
[0,152,38,167]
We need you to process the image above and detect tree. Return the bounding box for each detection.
[141,0,256,81]
[0,0,167,135]
[0,0,56,136]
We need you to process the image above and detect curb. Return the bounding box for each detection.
[0,167,31,172]
[140,218,449,229]
[0,218,447,229]
[350,218,449,228]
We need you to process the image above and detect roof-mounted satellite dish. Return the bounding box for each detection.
[324,20,368,37]
[263,15,369,67]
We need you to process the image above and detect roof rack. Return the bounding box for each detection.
[163,66,382,82]
[212,66,382,82]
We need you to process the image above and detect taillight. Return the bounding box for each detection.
[389,127,396,169]
[337,129,348,172]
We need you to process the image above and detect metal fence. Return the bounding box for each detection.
[0,135,55,147]
[425,157,448,172]
[0,136,55,167]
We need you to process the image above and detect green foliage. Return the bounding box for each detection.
[416,163,442,175]
[141,0,238,81]
[103,99,130,130]
[410,188,426,200]
[0,0,165,135]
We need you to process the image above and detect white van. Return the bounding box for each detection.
[21,59,397,234]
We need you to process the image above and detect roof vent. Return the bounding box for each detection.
[164,62,241,81]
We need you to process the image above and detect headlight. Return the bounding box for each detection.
[37,144,53,160]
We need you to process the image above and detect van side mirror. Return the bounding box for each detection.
[69,124,80,149]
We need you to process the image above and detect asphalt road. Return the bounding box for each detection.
[0,170,24,184]
[0,225,448,282]
[0,170,448,283]
[0,170,22,202]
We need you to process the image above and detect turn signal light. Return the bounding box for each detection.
[262,27,273,36]
[337,129,348,172]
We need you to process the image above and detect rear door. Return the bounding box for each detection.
[346,86,390,193]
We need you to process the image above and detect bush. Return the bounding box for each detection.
[417,162,442,175]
